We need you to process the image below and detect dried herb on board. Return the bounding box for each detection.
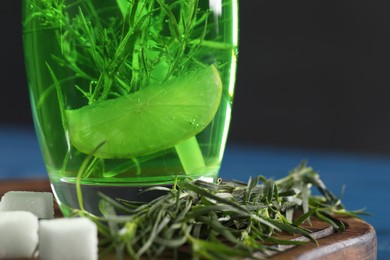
[73,162,367,259]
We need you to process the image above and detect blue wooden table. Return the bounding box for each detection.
[0,126,387,258]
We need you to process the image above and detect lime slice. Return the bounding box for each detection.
[65,65,222,159]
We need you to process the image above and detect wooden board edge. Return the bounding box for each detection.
[271,216,377,260]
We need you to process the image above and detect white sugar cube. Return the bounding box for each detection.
[39,217,98,260]
[0,191,54,219]
[0,211,39,258]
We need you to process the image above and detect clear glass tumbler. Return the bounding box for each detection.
[22,0,239,216]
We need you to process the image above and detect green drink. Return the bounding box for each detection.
[23,0,238,215]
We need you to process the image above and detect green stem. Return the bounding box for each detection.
[188,39,235,50]
[175,136,205,175]
[46,63,67,131]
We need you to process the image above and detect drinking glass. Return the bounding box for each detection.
[22,0,239,216]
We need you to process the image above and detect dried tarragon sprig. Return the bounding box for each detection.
[74,162,367,260]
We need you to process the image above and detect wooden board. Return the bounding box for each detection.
[0,179,377,259]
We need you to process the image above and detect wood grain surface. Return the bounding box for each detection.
[0,179,377,259]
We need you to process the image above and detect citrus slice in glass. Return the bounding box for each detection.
[65,65,222,159]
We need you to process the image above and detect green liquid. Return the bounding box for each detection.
[23,0,238,215]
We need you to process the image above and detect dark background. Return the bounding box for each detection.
[2,0,390,155]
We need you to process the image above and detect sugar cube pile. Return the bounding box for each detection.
[0,191,98,260]
[0,211,39,259]
[0,191,54,219]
